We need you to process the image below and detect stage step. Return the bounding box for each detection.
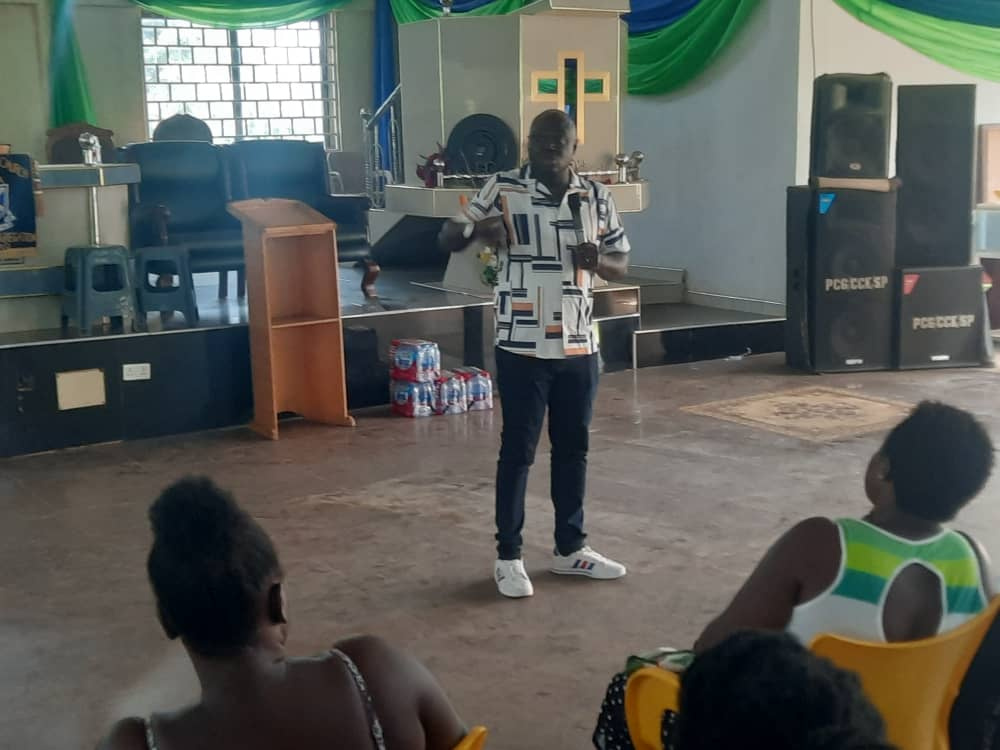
[633,303,784,368]
[621,265,685,305]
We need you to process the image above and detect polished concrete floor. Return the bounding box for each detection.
[2,354,999,750]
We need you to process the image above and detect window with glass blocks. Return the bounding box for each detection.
[141,14,340,148]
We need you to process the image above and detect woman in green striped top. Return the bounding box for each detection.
[696,401,995,651]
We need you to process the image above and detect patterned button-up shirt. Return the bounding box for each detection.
[455,165,630,359]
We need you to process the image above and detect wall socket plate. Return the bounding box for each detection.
[122,363,152,381]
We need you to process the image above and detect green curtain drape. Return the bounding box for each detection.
[628,0,759,95]
[834,0,1000,81]
[389,0,530,23]
[50,0,96,128]
[131,0,352,28]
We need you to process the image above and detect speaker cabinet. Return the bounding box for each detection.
[896,266,985,370]
[785,186,896,373]
[786,187,813,371]
[810,73,892,180]
[896,85,976,267]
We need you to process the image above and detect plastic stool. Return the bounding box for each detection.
[61,244,138,334]
[134,245,199,326]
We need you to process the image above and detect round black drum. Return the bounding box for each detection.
[445,114,518,176]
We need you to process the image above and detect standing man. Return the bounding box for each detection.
[439,110,630,598]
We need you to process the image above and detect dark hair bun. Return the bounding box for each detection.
[149,476,241,555]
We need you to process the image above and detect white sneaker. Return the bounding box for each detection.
[550,546,627,580]
[494,559,534,598]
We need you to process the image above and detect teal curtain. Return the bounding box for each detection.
[132,0,353,27]
[834,0,1000,81]
[628,0,759,95]
[50,0,97,128]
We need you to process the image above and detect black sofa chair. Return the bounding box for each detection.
[225,139,370,263]
[121,140,245,297]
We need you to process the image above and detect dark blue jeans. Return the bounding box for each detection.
[494,347,600,560]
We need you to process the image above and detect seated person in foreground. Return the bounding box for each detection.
[675,631,893,750]
[697,400,995,651]
[593,401,994,749]
[98,477,467,750]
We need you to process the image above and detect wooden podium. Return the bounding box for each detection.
[228,199,355,439]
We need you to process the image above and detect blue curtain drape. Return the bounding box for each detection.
[624,0,699,34]
[881,0,1000,28]
[373,0,397,167]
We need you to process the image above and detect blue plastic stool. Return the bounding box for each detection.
[134,245,199,326]
[61,244,138,334]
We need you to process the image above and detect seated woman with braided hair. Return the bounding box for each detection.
[675,631,894,750]
[594,401,995,750]
[98,477,468,750]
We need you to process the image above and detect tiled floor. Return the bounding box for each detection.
[2,353,999,749]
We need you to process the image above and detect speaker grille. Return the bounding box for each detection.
[810,188,896,372]
[896,85,976,268]
[896,266,985,369]
[810,74,891,180]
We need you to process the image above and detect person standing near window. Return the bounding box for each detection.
[439,109,630,598]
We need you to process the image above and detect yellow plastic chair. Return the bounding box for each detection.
[624,667,682,750]
[453,725,488,750]
[811,596,1000,750]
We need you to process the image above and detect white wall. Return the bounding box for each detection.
[334,0,375,154]
[624,0,1000,309]
[0,0,50,155]
[796,0,1000,182]
[624,1,802,308]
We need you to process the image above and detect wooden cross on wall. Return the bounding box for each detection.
[530,51,611,145]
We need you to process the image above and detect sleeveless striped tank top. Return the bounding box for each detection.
[786,518,987,644]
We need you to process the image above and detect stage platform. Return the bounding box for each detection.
[0,266,490,346]
[0,267,650,457]
[0,264,790,458]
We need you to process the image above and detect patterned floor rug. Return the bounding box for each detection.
[681,386,912,442]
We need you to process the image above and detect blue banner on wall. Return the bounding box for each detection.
[0,154,38,257]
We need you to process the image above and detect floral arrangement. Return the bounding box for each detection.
[478,247,503,287]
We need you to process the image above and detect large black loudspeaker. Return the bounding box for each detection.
[785,186,897,372]
[895,266,985,370]
[810,73,892,179]
[785,187,814,371]
[896,85,976,267]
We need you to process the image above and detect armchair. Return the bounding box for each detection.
[225,139,370,262]
[120,140,244,297]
